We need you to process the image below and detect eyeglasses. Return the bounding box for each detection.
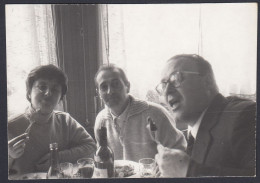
[155,71,200,95]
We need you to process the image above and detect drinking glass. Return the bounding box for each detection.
[60,162,73,179]
[139,158,155,178]
[77,158,95,178]
[72,164,80,178]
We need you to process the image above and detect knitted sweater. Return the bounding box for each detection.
[94,96,186,162]
[8,111,96,174]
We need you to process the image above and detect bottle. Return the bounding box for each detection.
[94,126,114,178]
[46,143,63,179]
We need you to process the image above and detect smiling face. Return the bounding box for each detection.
[96,69,130,115]
[161,58,211,124]
[29,78,62,114]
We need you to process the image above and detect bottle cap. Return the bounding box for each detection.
[49,142,58,149]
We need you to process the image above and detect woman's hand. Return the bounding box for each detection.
[8,133,29,159]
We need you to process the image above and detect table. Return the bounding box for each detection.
[10,160,141,179]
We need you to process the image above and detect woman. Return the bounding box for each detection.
[8,64,96,175]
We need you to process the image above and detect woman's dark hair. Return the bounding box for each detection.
[26,64,68,101]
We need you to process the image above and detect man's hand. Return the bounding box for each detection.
[155,144,190,177]
[8,133,29,159]
[35,153,51,172]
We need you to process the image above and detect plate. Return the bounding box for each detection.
[20,172,47,180]
[114,160,139,178]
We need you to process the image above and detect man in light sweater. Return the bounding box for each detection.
[94,64,186,162]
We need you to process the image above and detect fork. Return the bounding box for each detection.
[24,108,40,134]
[147,116,160,145]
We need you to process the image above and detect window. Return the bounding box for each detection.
[6,5,57,119]
[6,3,257,119]
[106,4,257,102]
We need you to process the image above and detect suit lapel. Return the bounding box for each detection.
[191,94,228,164]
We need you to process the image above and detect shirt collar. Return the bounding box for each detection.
[109,99,131,121]
[188,108,207,139]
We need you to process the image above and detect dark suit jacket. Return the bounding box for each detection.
[187,94,256,177]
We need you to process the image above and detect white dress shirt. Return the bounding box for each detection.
[188,108,207,139]
[109,100,131,133]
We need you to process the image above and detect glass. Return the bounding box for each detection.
[139,158,155,178]
[156,71,200,95]
[60,162,73,179]
[77,158,95,178]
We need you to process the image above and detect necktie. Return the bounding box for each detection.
[186,131,195,156]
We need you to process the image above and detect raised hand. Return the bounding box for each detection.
[155,144,190,177]
[8,133,29,159]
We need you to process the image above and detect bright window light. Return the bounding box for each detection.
[107,3,257,102]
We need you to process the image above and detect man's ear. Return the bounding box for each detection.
[202,73,211,87]
[202,73,215,96]
[96,88,103,99]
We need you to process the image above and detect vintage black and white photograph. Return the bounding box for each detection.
[6,3,257,180]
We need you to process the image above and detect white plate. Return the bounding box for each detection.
[114,160,139,178]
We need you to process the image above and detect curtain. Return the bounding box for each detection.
[51,4,105,137]
[6,5,58,119]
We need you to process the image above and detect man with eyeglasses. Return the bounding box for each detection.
[155,54,256,177]
[94,64,186,163]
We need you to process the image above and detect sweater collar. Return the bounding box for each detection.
[104,95,149,118]
[127,95,149,117]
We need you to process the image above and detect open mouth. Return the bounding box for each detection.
[169,100,180,110]
[168,96,180,111]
